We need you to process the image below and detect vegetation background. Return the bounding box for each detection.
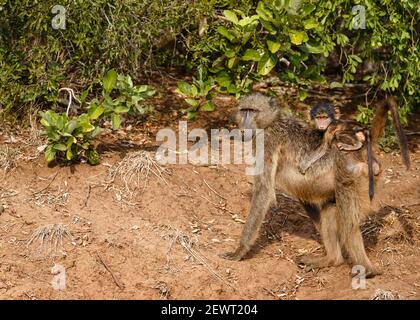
[0,0,419,162]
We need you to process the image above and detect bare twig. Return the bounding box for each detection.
[96,252,125,290]
[33,172,59,195]
[203,178,227,200]
[84,185,92,207]
[164,227,235,290]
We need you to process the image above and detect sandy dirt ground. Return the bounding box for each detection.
[0,89,419,300]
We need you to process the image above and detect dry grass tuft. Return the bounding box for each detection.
[105,150,169,203]
[371,288,400,300]
[0,146,21,172]
[27,224,74,257]
[29,182,69,207]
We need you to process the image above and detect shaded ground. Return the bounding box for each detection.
[0,84,419,300]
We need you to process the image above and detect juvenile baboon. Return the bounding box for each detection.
[221,93,410,277]
[300,103,380,199]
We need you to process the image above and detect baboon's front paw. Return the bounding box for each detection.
[219,251,243,261]
[365,266,382,278]
[297,254,332,270]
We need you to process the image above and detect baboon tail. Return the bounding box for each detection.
[366,130,374,201]
[370,96,410,169]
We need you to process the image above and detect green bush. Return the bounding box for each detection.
[0,0,418,123]
[0,0,212,118]
[178,0,420,121]
[40,70,155,165]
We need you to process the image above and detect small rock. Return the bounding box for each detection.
[0,204,4,214]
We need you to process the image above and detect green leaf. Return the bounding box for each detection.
[223,10,238,24]
[238,15,259,27]
[304,42,324,54]
[242,49,261,61]
[298,89,308,101]
[289,30,309,45]
[216,71,232,87]
[267,40,281,53]
[330,81,344,89]
[260,19,276,33]
[80,89,89,103]
[176,81,192,96]
[111,113,122,130]
[40,118,51,127]
[65,119,78,134]
[136,85,149,92]
[186,110,198,120]
[202,101,215,111]
[66,136,76,148]
[113,105,130,113]
[256,1,273,21]
[90,126,101,138]
[224,49,236,58]
[227,57,236,68]
[87,104,105,120]
[300,4,316,16]
[87,149,100,165]
[190,84,198,98]
[217,26,235,42]
[53,143,67,152]
[78,122,95,133]
[303,18,319,29]
[185,99,200,108]
[103,69,118,93]
[66,148,73,161]
[350,54,362,63]
[257,53,278,76]
[45,145,56,162]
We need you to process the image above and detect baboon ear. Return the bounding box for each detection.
[268,96,279,111]
[334,106,341,119]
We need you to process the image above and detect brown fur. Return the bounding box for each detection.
[301,107,381,199]
[221,93,398,277]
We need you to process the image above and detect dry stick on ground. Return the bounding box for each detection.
[203,178,227,200]
[199,194,238,215]
[83,184,104,207]
[33,172,59,195]
[96,252,125,290]
[167,227,235,291]
[84,185,92,207]
[173,170,237,214]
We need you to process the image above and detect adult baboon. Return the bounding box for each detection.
[222,93,410,277]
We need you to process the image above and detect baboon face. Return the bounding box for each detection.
[314,112,332,131]
[237,108,258,130]
[310,103,335,131]
[236,94,279,130]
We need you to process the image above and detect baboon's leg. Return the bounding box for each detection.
[298,143,328,174]
[221,154,278,261]
[345,159,380,177]
[299,204,344,268]
[337,141,363,151]
[335,171,380,277]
